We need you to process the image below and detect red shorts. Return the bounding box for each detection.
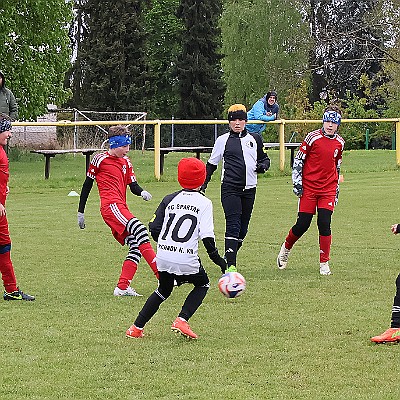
[100,203,135,245]
[298,189,336,214]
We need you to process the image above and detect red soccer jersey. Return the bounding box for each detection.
[87,152,137,208]
[297,129,345,195]
[0,146,9,205]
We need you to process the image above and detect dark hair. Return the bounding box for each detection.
[324,105,342,115]
[108,125,130,139]
[266,90,278,101]
[0,113,11,122]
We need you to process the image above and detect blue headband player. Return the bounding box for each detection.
[0,119,11,133]
[109,134,132,149]
[322,111,341,126]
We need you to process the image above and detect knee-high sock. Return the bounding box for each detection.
[391,274,400,328]
[225,237,239,267]
[178,286,208,322]
[0,251,17,293]
[285,229,300,250]
[117,259,138,290]
[134,290,165,328]
[319,235,332,263]
[138,242,159,279]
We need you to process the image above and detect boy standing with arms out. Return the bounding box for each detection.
[78,125,158,296]
[126,157,226,339]
[0,113,34,301]
[201,104,270,272]
[277,105,344,275]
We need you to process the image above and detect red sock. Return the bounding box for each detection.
[319,235,332,262]
[117,260,138,290]
[285,229,300,250]
[0,251,18,293]
[138,242,159,279]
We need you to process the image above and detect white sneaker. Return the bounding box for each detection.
[277,243,290,269]
[113,286,143,296]
[320,262,332,275]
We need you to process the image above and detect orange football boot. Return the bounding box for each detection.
[126,325,144,338]
[171,317,198,339]
[371,327,400,343]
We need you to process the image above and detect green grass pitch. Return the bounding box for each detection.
[1,149,400,399]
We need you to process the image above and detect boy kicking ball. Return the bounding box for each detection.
[126,157,226,339]
[77,125,158,296]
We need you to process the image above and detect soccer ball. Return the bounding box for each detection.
[218,272,246,298]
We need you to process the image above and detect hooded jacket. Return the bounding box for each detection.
[0,71,18,120]
[246,91,280,135]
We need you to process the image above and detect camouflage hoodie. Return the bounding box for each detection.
[0,71,18,120]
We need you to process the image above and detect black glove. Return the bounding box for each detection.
[208,249,227,274]
[293,183,303,197]
[255,163,266,173]
[216,256,227,274]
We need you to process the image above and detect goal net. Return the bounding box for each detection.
[71,110,147,150]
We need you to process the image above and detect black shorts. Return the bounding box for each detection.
[160,265,210,288]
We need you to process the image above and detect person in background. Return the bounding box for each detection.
[201,104,270,272]
[77,125,158,297]
[246,90,279,136]
[0,113,34,300]
[277,105,344,276]
[126,157,226,339]
[0,71,18,121]
[370,223,400,344]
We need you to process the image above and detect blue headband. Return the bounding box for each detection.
[0,119,11,133]
[109,134,132,149]
[323,111,341,125]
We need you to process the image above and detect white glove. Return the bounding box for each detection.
[141,190,152,201]
[77,212,85,229]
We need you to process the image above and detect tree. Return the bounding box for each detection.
[306,0,387,108]
[0,0,72,120]
[221,0,310,110]
[379,0,400,116]
[144,0,182,118]
[68,0,153,112]
[175,0,226,119]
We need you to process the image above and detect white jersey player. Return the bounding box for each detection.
[126,157,226,340]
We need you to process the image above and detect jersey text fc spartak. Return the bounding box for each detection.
[297,129,345,195]
[87,152,137,208]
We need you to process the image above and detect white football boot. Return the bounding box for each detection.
[319,262,332,275]
[113,286,142,296]
[277,243,290,270]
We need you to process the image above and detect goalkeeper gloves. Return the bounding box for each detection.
[293,183,303,197]
[255,163,266,173]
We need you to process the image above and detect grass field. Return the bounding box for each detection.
[1,149,400,399]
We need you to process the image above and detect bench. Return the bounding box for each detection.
[263,142,301,167]
[147,146,213,175]
[31,148,102,179]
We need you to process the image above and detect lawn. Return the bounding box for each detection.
[1,149,400,399]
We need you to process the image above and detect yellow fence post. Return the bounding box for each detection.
[154,120,161,180]
[279,120,285,171]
